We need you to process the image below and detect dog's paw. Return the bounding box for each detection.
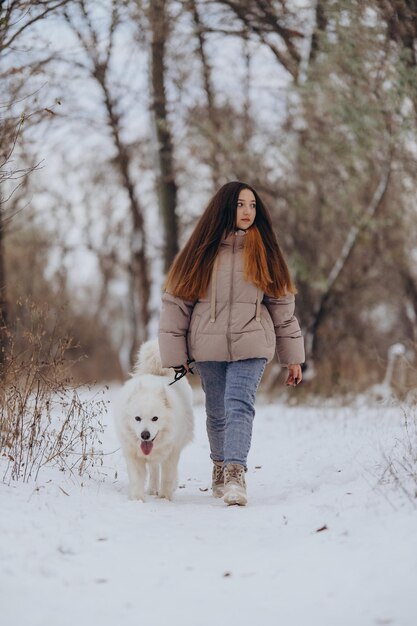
[158,491,174,501]
[129,490,145,502]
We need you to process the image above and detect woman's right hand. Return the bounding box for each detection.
[174,363,190,373]
[286,364,302,386]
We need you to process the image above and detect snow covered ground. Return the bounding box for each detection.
[1,386,417,626]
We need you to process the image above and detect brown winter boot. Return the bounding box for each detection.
[223,463,247,506]
[212,460,225,498]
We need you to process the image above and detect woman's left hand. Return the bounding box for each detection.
[286,364,302,387]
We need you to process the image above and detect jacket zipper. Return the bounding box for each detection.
[226,233,236,360]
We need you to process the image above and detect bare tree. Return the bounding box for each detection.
[64,0,151,364]
[210,0,305,81]
[0,0,71,367]
[0,0,72,53]
[148,0,179,273]
[306,163,392,359]
[281,0,417,389]
[186,0,222,188]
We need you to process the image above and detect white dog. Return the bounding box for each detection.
[114,339,194,501]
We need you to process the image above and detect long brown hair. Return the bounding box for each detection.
[164,181,296,300]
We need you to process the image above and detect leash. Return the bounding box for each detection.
[169,360,195,385]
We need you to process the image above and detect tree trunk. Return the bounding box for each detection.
[149,0,179,274]
[188,0,222,188]
[97,69,151,364]
[308,0,328,66]
[0,203,7,370]
[400,270,417,345]
[64,4,151,366]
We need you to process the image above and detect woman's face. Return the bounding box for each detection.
[236,188,256,230]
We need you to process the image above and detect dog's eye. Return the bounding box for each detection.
[134,416,141,422]
[151,416,159,422]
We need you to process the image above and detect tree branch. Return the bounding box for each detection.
[0,0,72,52]
[307,161,392,359]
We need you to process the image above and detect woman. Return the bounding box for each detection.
[158,181,304,506]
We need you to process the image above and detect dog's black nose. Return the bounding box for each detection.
[141,430,151,440]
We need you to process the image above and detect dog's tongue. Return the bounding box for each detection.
[140,441,153,455]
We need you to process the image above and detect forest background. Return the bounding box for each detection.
[2,0,417,397]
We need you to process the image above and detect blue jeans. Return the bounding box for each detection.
[195,358,267,470]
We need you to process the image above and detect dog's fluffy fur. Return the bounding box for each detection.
[114,339,194,501]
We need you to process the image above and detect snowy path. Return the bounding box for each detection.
[1,389,417,626]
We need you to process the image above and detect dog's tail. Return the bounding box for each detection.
[133,339,170,377]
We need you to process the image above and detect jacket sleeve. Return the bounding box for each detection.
[263,293,305,366]
[158,292,196,368]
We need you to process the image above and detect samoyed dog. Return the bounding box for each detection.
[114,339,194,501]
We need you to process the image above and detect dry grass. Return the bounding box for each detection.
[379,405,417,505]
[0,301,106,483]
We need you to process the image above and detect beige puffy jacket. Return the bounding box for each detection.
[158,230,305,368]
